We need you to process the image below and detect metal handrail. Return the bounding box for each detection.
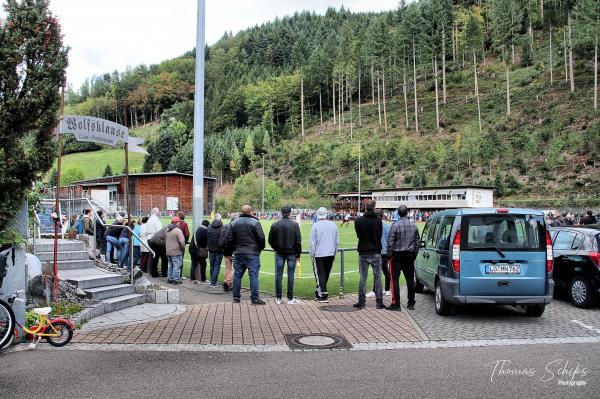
[262,247,358,298]
[40,198,156,285]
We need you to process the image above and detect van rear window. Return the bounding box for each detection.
[461,214,545,251]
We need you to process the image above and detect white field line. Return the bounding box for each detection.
[571,320,600,334]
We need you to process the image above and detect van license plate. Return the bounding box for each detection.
[485,264,521,274]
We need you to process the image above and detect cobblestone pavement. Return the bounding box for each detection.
[73,296,422,346]
[406,291,600,341]
[80,304,187,332]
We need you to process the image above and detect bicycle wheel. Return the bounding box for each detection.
[44,320,73,347]
[0,299,15,350]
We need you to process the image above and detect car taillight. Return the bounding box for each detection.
[546,230,553,273]
[496,208,510,213]
[452,230,461,273]
[590,252,600,268]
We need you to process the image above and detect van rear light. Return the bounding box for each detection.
[452,230,461,273]
[496,208,510,213]
[546,231,553,273]
[590,252,600,268]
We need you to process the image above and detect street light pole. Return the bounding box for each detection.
[192,0,206,230]
[261,154,265,212]
[358,145,361,215]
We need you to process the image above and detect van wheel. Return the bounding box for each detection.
[415,278,424,294]
[434,281,451,316]
[525,304,545,317]
[569,276,595,308]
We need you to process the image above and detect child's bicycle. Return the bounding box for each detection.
[0,291,75,350]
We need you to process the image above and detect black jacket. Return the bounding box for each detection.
[189,225,208,255]
[95,218,106,239]
[354,211,383,255]
[207,220,223,252]
[225,214,265,255]
[268,217,301,257]
[219,224,234,256]
[105,221,122,239]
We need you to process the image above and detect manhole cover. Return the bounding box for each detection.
[284,333,352,350]
[320,305,360,313]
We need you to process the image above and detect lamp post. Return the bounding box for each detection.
[192,0,206,229]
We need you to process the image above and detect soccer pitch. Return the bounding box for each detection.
[150,217,421,299]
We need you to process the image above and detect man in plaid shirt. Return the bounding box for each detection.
[386,205,421,311]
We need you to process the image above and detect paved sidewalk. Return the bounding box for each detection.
[81,304,187,332]
[73,296,422,346]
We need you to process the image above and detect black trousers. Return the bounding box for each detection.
[374,254,391,292]
[390,252,416,307]
[149,243,168,277]
[190,253,207,281]
[313,256,335,299]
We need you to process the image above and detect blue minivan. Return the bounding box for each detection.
[415,208,554,317]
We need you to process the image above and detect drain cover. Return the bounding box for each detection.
[284,333,352,350]
[320,305,360,313]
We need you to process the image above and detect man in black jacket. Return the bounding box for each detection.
[353,201,385,310]
[268,205,302,304]
[207,215,224,287]
[226,205,266,305]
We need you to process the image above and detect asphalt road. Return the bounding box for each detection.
[1,344,598,399]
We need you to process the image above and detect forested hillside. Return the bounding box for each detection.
[64,1,600,208]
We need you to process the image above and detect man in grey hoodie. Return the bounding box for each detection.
[309,207,339,303]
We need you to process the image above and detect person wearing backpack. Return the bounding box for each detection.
[189,220,210,283]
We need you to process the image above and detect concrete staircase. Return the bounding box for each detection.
[35,239,145,316]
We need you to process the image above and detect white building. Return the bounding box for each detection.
[372,186,494,210]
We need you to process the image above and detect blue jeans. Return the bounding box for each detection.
[209,251,223,285]
[275,254,296,300]
[118,237,130,269]
[106,236,121,263]
[167,255,183,282]
[133,246,141,266]
[232,254,261,301]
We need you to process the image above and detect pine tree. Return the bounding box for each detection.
[103,164,113,177]
[466,13,484,133]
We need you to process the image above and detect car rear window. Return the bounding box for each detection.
[461,214,545,251]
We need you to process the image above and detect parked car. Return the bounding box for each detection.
[550,226,600,308]
[415,208,554,317]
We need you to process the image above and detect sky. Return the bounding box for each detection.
[29,0,399,90]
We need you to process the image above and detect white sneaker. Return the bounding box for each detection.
[287,298,299,305]
[366,291,376,298]
[275,298,282,305]
[384,291,391,296]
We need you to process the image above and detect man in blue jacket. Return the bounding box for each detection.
[226,205,266,305]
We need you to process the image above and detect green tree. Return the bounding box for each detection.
[47,168,58,188]
[231,173,282,210]
[0,0,68,232]
[102,164,113,177]
[243,133,257,163]
[61,167,84,185]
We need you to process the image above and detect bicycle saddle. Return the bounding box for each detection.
[33,307,52,316]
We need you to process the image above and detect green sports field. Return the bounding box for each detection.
[147,218,423,299]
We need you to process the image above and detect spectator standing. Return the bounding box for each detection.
[268,205,302,305]
[139,216,150,272]
[165,216,186,284]
[118,218,135,270]
[309,207,339,303]
[367,211,391,298]
[147,208,167,277]
[226,205,266,305]
[82,209,94,236]
[219,213,239,292]
[176,212,190,244]
[105,215,123,264]
[386,205,420,311]
[580,210,597,225]
[132,219,142,267]
[189,220,210,282]
[207,214,224,287]
[95,210,106,258]
[353,201,385,310]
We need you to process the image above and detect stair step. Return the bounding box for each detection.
[85,284,135,300]
[35,240,87,253]
[61,269,125,290]
[102,294,145,313]
[36,250,90,262]
[54,259,96,270]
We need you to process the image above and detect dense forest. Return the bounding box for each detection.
[64,0,600,208]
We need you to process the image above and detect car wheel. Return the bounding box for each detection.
[415,278,425,294]
[434,281,451,316]
[525,304,545,317]
[569,276,595,308]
